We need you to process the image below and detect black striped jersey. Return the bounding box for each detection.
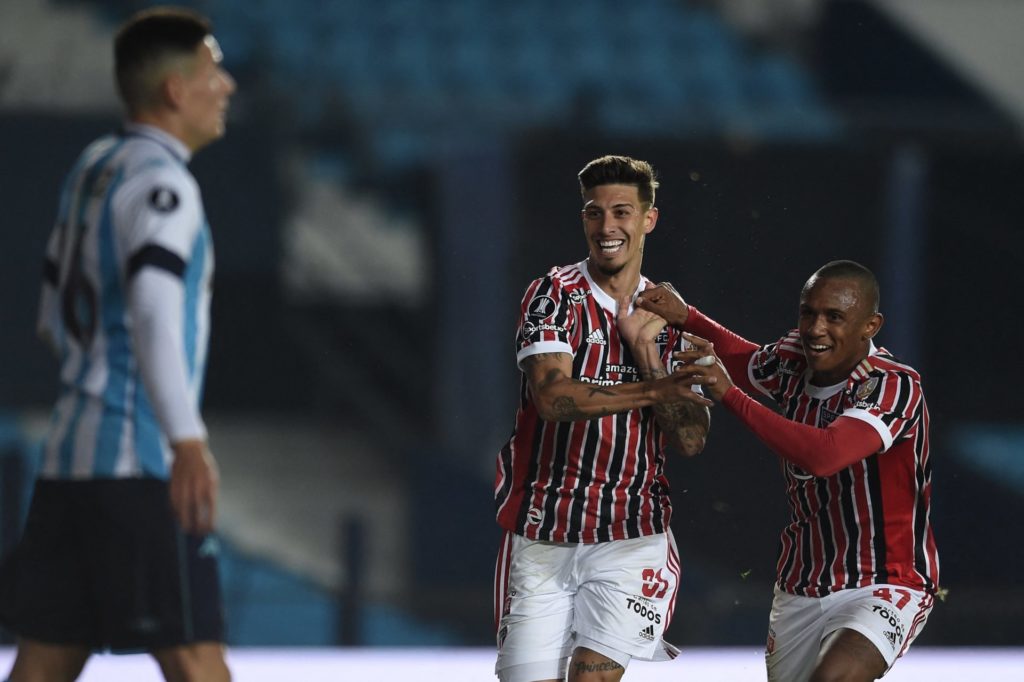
[494,260,687,543]
[749,330,940,597]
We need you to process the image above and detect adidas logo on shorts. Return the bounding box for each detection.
[639,624,656,641]
[198,536,220,558]
[585,329,607,345]
[884,630,898,648]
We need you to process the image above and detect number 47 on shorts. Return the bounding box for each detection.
[873,587,914,608]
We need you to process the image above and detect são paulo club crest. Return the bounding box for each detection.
[856,377,880,401]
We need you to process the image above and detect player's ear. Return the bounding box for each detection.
[162,70,186,110]
[862,312,883,340]
[644,206,658,234]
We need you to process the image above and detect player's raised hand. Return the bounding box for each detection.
[673,332,733,401]
[635,282,689,328]
[615,290,667,349]
[170,439,220,534]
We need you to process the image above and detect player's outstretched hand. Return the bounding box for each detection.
[635,282,689,329]
[673,332,733,402]
[650,370,715,407]
[170,439,220,535]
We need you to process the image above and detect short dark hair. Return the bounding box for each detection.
[805,260,880,314]
[578,155,659,207]
[114,7,211,113]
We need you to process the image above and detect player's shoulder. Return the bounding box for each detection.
[547,262,587,286]
[121,137,192,182]
[116,141,198,210]
[64,134,125,186]
[77,133,122,163]
[526,263,588,295]
[772,329,807,361]
[855,347,923,383]
[848,348,925,412]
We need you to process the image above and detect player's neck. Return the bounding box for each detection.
[130,111,196,152]
[588,260,642,301]
[809,359,861,387]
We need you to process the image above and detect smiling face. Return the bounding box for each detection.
[581,183,657,281]
[798,276,883,386]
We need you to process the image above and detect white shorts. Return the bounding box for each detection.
[493,530,681,682]
[765,584,934,682]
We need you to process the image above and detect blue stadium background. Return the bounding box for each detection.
[1,0,1022,651]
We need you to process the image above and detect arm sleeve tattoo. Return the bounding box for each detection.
[636,360,709,455]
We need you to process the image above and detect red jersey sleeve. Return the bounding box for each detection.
[722,387,884,477]
[683,306,760,393]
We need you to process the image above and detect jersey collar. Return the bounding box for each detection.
[123,123,192,164]
[803,340,880,399]
[579,259,648,315]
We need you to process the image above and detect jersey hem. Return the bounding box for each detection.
[517,341,573,367]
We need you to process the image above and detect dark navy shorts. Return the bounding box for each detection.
[0,478,225,652]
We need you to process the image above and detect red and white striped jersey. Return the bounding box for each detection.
[494,260,686,544]
[749,330,940,597]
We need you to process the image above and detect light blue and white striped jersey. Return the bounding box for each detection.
[37,123,214,479]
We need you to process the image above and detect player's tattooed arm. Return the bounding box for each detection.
[614,289,710,453]
[551,395,610,420]
[523,352,662,422]
[634,357,710,456]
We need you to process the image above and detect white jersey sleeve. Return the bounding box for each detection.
[130,269,207,442]
[116,159,206,444]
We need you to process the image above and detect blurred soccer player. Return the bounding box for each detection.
[0,7,235,682]
[638,260,939,682]
[493,155,713,682]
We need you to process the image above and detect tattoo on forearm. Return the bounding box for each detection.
[526,353,620,419]
[653,401,685,425]
[637,365,668,380]
[573,661,623,674]
[522,353,573,393]
[654,402,709,454]
[539,368,562,391]
[552,395,615,420]
[678,424,706,454]
[637,362,699,443]
[552,396,586,420]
